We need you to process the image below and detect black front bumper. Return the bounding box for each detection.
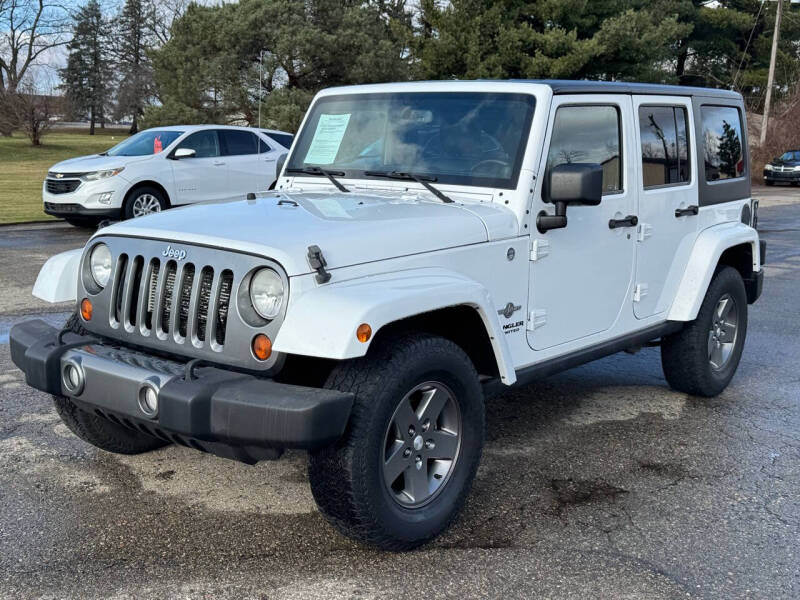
[43,203,121,220]
[10,319,353,463]
[763,170,800,183]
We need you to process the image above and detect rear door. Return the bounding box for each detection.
[527,95,637,350]
[170,129,229,204]
[219,130,278,193]
[632,96,699,319]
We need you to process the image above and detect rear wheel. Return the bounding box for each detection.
[124,186,167,219]
[661,266,748,397]
[308,333,485,550]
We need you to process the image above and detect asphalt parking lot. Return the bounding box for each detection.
[1,187,798,599]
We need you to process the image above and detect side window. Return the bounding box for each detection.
[546,105,622,194]
[266,132,294,148]
[220,130,259,156]
[639,105,690,188]
[701,106,745,181]
[258,138,271,153]
[175,130,220,158]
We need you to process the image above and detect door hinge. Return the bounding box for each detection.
[637,222,653,242]
[633,283,648,303]
[530,239,550,261]
[527,309,547,330]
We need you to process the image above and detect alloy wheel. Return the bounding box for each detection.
[131,194,162,217]
[382,381,461,508]
[708,293,739,371]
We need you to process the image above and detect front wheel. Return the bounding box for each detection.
[308,333,485,550]
[661,266,748,397]
[124,186,167,219]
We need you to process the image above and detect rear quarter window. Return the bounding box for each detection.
[266,133,294,149]
[701,106,745,181]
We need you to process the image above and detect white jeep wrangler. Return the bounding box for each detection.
[11,80,765,550]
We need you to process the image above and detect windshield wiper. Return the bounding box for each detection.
[286,166,349,193]
[364,170,453,203]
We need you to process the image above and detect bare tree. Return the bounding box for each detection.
[1,78,54,145]
[0,0,68,135]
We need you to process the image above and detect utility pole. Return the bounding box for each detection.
[760,0,784,146]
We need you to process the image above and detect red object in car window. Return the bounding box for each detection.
[153,135,163,154]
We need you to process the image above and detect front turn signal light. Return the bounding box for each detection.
[252,333,272,361]
[80,298,93,321]
[356,323,372,343]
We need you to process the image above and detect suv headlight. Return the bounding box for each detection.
[89,243,112,288]
[764,164,773,171]
[249,268,284,319]
[82,167,125,181]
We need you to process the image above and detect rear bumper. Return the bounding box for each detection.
[10,319,353,463]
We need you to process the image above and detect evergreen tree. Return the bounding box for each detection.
[114,0,157,134]
[60,0,112,134]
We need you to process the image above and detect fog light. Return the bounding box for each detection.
[61,361,84,395]
[98,192,113,205]
[138,383,159,418]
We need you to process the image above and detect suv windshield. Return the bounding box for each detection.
[286,92,536,189]
[778,150,800,162]
[106,130,184,157]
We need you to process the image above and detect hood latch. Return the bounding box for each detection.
[307,245,332,284]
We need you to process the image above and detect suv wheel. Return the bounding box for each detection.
[124,187,167,219]
[308,333,485,550]
[661,266,748,397]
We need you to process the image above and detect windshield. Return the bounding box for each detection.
[106,130,184,157]
[286,92,536,189]
[778,150,800,162]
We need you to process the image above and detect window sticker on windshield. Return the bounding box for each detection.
[304,113,351,165]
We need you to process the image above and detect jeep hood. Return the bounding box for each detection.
[97,190,519,276]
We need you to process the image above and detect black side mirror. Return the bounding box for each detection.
[537,163,603,233]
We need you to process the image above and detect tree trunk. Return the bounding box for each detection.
[129,114,138,135]
[675,41,688,83]
[90,106,96,135]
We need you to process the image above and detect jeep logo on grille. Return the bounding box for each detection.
[162,245,187,260]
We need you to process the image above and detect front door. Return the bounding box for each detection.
[632,96,699,318]
[219,129,279,193]
[527,95,637,351]
[170,129,229,204]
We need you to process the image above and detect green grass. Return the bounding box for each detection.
[0,128,128,224]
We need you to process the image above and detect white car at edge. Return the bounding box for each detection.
[42,125,294,227]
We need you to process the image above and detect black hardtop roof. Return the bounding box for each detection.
[512,79,742,100]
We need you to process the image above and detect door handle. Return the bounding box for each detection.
[608,215,638,229]
[214,161,226,166]
[675,205,699,217]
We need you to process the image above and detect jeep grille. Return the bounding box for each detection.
[79,237,288,371]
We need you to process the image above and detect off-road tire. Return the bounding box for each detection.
[308,333,485,550]
[54,313,167,454]
[661,266,748,397]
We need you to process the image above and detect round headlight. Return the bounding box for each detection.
[89,243,112,288]
[249,268,284,320]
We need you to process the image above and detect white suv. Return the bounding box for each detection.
[14,81,764,550]
[43,125,293,226]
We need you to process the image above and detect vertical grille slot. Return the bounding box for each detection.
[112,254,129,325]
[145,260,160,331]
[177,264,195,339]
[215,270,233,346]
[126,256,144,328]
[159,261,177,334]
[195,267,214,342]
